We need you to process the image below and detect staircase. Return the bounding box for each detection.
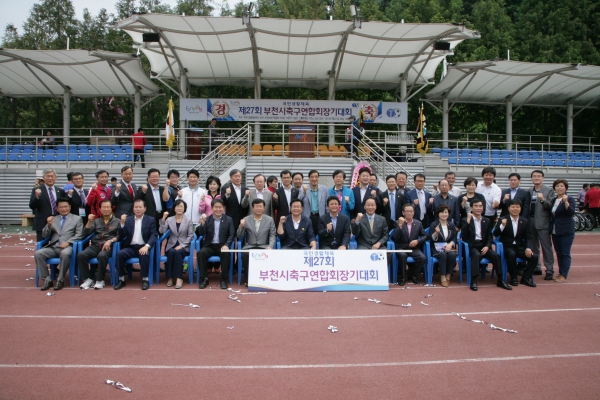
[246,158,354,188]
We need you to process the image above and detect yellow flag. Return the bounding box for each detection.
[165,99,175,149]
[416,104,428,155]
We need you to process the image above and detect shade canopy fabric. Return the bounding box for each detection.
[0,49,160,98]
[114,14,480,92]
[425,60,600,109]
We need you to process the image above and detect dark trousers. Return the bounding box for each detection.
[197,243,230,281]
[241,246,263,280]
[166,247,188,279]
[309,213,320,238]
[343,139,359,156]
[77,244,111,282]
[552,233,574,278]
[469,243,501,278]
[133,149,145,168]
[504,246,538,280]
[117,245,151,278]
[36,230,45,241]
[397,249,426,280]
[436,250,457,275]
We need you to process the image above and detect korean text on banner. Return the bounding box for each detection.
[248,250,389,291]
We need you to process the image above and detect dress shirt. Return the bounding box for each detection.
[310,188,319,213]
[510,187,519,199]
[232,184,242,201]
[360,186,368,202]
[577,189,587,204]
[283,186,292,207]
[131,216,145,245]
[292,217,301,230]
[476,182,501,216]
[417,190,426,219]
[212,215,222,244]
[254,216,262,233]
[151,186,162,212]
[77,189,87,205]
[256,189,264,200]
[473,216,482,241]
[329,214,338,232]
[500,216,519,244]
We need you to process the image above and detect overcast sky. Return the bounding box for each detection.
[0,0,181,37]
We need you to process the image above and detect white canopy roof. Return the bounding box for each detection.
[0,49,160,98]
[425,60,600,109]
[114,14,480,93]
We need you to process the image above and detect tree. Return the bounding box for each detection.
[18,0,78,50]
[175,0,214,16]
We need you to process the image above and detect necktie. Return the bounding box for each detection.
[60,216,66,230]
[128,184,134,198]
[48,187,57,215]
[389,192,395,221]
[369,216,374,233]
[79,190,86,206]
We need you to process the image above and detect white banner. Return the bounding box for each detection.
[176,99,408,124]
[179,98,208,121]
[248,249,389,291]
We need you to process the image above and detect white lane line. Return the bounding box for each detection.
[1,353,599,370]
[0,307,599,321]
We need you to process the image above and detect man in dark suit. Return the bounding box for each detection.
[499,173,531,217]
[405,173,433,228]
[221,169,249,230]
[392,204,427,285]
[318,196,351,249]
[111,166,137,218]
[196,198,235,289]
[114,199,158,290]
[29,168,65,241]
[351,167,382,219]
[278,199,316,249]
[381,175,406,231]
[273,170,299,226]
[351,197,389,249]
[67,171,89,223]
[461,198,511,291]
[33,198,84,290]
[431,179,461,227]
[135,168,168,232]
[493,199,539,287]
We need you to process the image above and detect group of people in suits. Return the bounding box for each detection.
[29,164,577,292]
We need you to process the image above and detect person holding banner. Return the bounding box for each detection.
[318,196,351,250]
[277,199,316,249]
[351,197,389,250]
[237,199,277,286]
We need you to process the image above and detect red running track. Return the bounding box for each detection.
[0,231,599,399]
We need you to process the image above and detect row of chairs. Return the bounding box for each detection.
[2,144,152,162]
[435,148,599,160]
[1,153,134,162]
[447,157,598,167]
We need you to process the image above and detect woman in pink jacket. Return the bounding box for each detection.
[199,176,222,216]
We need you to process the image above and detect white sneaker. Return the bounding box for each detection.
[93,280,105,290]
[80,278,94,289]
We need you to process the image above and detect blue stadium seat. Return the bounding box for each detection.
[110,144,121,152]
[458,157,471,165]
[115,154,127,162]
[68,154,79,162]
[55,154,66,162]
[583,161,592,168]
[448,157,457,164]
[432,147,441,154]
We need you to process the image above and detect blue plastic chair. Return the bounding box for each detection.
[34,237,78,287]
[424,227,461,286]
[195,235,236,284]
[155,230,196,285]
[112,241,156,286]
[387,229,418,284]
[457,233,504,286]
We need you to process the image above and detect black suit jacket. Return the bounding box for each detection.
[111,180,137,218]
[278,215,315,248]
[221,183,249,229]
[318,213,351,248]
[351,185,382,218]
[69,188,90,222]
[381,190,406,231]
[392,219,427,250]
[428,221,458,255]
[195,214,235,247]
[493,216,532,250]
[499,188,531,217]
[29,185,66,231]
[120,215,158,249]
[431,194,461,227]
[136,185,167,219]
[273,186,299,226]
[461,216,493,249]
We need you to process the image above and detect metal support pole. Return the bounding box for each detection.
[63,90,70,145]
[566,102,573,153]
[179,73,188,154]
[442,97,449,148]
[506,100,513,150]
[400,79,407,133]
[134,92,141,133]
[254,77,261,144]
[328,75,335,146]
